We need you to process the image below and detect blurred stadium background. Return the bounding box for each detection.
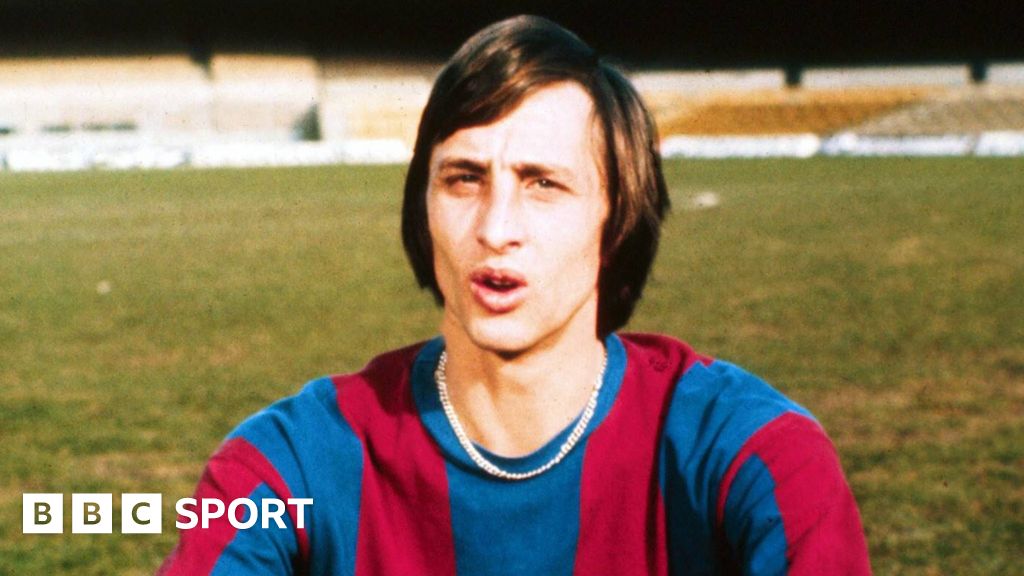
[1,2,1022,575]
[2,1,1024,169]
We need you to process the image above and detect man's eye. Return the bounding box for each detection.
[447,174,481,186]
[533,178,562,190]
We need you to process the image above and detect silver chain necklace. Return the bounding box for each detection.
[434,349,607,481]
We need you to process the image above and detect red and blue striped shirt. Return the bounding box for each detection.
[160,333,870,575]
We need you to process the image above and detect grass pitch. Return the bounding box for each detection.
[1,158,1021,574]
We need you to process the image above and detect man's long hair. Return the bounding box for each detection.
[402,15,670,336]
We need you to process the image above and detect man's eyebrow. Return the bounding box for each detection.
[436,158,488,173]
[514,162,574,181]
[435,158,576,182]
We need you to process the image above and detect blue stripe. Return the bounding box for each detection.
[227,377,363,576]
[211,483,297,575]
[658,360,811,574]
[722,455,788,575]
[445,449,585,576]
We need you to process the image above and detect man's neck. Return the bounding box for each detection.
[439,322,607,458]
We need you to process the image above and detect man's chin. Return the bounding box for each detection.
[463,318,539,357]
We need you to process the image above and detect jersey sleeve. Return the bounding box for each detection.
[716,412,871,575]
[157,436,306,575]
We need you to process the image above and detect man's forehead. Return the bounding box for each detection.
[429,82,602,172]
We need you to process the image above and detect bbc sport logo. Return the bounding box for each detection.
[22,493,312,534]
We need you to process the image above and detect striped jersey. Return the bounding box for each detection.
[159,333,870,575]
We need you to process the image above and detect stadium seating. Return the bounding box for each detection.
[3,57,1024,169]
[643,65,1024,142]
[654,88,929,136]
[318,59,437,146]
[209,54,319,139]
[851,88,1024,135]
[0,55,210,137]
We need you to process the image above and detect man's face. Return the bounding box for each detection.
[426,82,609,355]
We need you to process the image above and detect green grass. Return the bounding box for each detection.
[1,158,1021,574]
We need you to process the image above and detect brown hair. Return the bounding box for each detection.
[401,15,669,336]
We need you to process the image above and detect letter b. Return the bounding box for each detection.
[37,502,52,525]
[23,494,63,534]
[84,502,101,525]
[72,494,112,534]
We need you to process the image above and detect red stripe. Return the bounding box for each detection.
[716,412,871,575]
[157,437,310,574]
[335,344,458,576]
[574,334,711,575]
[225,438,311,561]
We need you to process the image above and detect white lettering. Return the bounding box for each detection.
[228,498,258,530]
[288,498,313,529]
[175,498,198,529]
[261,499,286,529]
[201,498,225,529]
[168,497,314,530]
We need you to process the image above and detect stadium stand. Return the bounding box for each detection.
[209,54,319,139]
[630,69,785,122]
[0,55,210,137]
[988,63,1024,85]
[801,65,971,88]
[850,88,1024,136]
[647,65,1024,157]
[318,59,437,147]
[3,57,1024,170]
[654,88,929,136]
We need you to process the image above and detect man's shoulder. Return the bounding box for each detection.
[222,375,353,474]
[649,334,821,492]
[211,341,430,495]
[659,347,815,449]
[618,332,714,381]
[650,334,826,534]
[619,331,810,425]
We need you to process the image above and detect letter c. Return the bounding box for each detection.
[132,502,151,525]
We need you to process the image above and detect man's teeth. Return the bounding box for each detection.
[485,277,516,290]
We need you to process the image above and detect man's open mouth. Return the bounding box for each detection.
[470,268,528,313]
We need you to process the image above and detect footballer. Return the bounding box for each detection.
[160,15,870,575]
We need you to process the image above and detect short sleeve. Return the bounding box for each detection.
[717,412,871,575]
[157,438,306,575]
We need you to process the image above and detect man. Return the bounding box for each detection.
[160,15,870,575]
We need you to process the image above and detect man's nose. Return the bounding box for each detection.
[476,174,525,253]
